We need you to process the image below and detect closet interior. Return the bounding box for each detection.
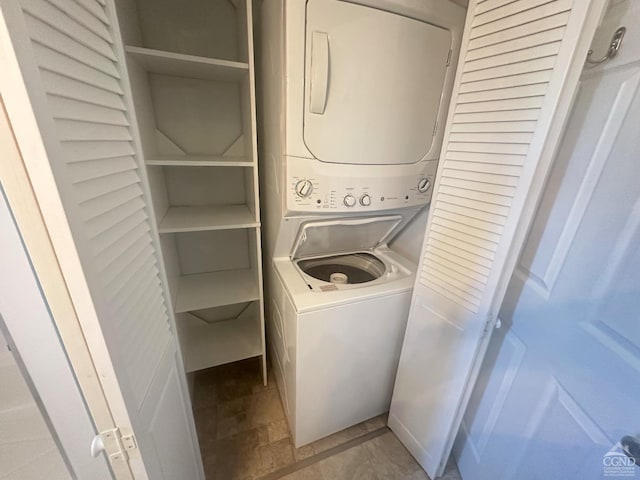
[114,0,266,380]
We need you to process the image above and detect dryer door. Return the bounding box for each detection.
[304,0,451,165]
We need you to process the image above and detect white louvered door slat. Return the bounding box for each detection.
[457,85,548,104]
[467,12,571,50]
[26,16,118,74]
[389,0,608,477]
[463,43,562,73]
[113,277,162,321]
[35,49,123,93]
[45,0,113,42]
[470,0,572,39]
[78,184,143,219]
[434,207,504,234]
[21,0,114,53]
[48,96,129,123]
[0,0,202,477]
[73,0,108,23]
[40,70,126,109]
[68,156,137,184]
[107,256,159,302]
[58,121,132,141]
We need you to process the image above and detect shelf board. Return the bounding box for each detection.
[126,46,249,81]
[175,269,260,313]
[183,314,262,373]
[159,205,259,233]
[146,155,252,167]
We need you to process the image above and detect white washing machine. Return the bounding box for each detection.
[270,215,417,446]
[259,0,465,447]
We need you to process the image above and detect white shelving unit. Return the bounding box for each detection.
[159,205,259,233]
[146,155,252,167]
[183,308,262,373]
[125,46,249,81]
[115,0,266,381]
[175,269,260,313]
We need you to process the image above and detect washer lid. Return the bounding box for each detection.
[291,215,403,260]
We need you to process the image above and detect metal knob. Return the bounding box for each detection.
[359,194,371,206]
[295,179,313,198]
[417,178,431,193]
[343,194,356,207]
[621,435,640,464]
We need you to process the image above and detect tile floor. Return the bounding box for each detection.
[192,358,462,480]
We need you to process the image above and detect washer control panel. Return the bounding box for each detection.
[287,160,438,213]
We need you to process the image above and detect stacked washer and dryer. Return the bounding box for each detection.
[259,0,465,446]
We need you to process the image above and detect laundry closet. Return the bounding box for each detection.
[0,0,610,478]
[258,0,464,449]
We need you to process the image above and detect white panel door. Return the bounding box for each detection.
[0,0,203,478]
[0,189,98,479]
[303,0,451,165]
[454,2,640,479]
[389,0,608,477]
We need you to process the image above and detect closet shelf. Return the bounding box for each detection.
[175,269,259,313]
[159,205,259,233]
[183,313,262,372]
[126,46,249,81]
[146,155,252,167]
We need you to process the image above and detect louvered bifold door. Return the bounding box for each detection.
[0,0,202,478]
[389,0,608,477]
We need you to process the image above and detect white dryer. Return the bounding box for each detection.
[270,215,416,446]
[261,0,466,218]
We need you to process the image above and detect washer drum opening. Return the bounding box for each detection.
[297,252,386,284]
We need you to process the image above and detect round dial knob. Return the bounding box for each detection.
[343,194,356,207]
[417,177,431,193]
[295,179,313,198]
[359,194,371,206]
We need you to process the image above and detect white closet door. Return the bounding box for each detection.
[0,0,202,478]
[389,0,608,477]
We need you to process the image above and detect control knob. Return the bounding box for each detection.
[295,179,313,198]
[343,194,356,207]
[417,177,431,193]
[360,194,371,206]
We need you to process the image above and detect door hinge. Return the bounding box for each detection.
[91,428,137,478]
[433,121,438,136]
[446,49,452,66]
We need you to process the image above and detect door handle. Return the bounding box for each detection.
[621,435,640,464]
[309,31,329,114]
[90,434,105,458]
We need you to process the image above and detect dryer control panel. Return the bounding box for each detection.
[286,158,439,214]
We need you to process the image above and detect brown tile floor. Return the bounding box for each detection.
[192,358,462,480]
